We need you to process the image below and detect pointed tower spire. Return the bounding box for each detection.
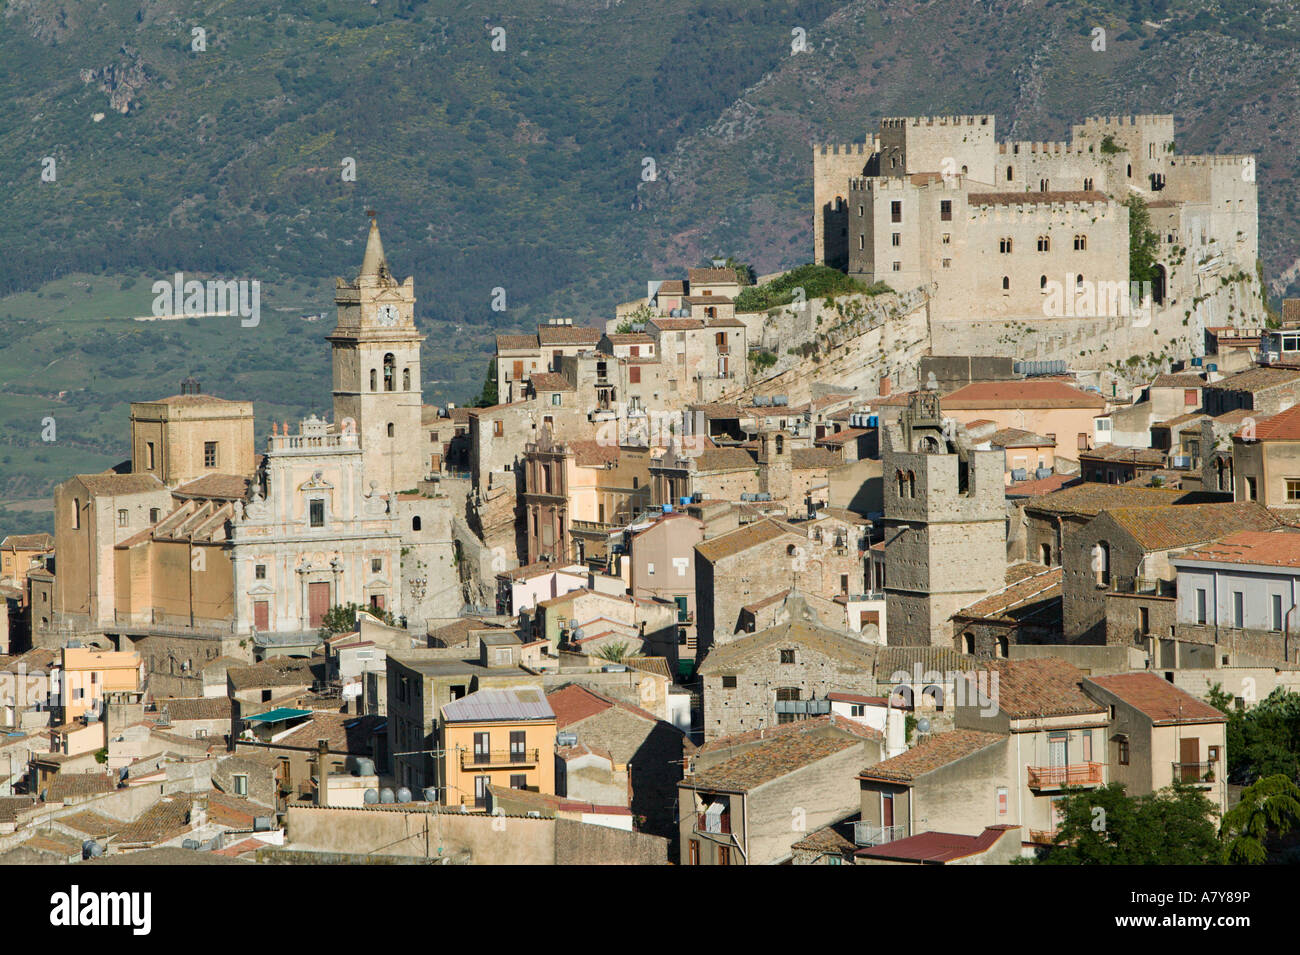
[359,211,389,280]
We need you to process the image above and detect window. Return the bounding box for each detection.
[310,499,325,527]
[383,353,395,392]
[117,509,128,527]
[1073,234,1087,251]
[474,775,490,809]
[233,774,248,797]
[149,508,160,523]
[255,563,266,579]
[941,233,951,245]
[722,675,737,689]
[1002,276,1010,290]
[510,730,527,762]
[689,839,700,865]
[1196,588,1208,624]
[999,237,1013,254]
[146,441,155,470]
[1117,737,1130,765]
[1246,476,1257,500]
[1040,274,1048,289]
[1081,730,1093,762]
[473,731,490,764]
[387,422,395,437]
[779,649,796,664]
[1037,235,1050,252]
[1094,540,1110,586]
[403,368,411,391]
[1287,479,1300,502]
[940,199,952,221]
[1272,593,1284,632]
[371,558,383,573]
[630,365,641,384]
[492,419,503,438]
[1006,164,1013,181]
[1233,591,1244,629]
[551,393,562,406]
[412,516,422,532]
[204,441,218,468]
[942,258,952,269]
[997,786,1008,816]
[717,845,731,866]
[890,200,901,223]
[1083,177,1093,191]
[510,774,527,789]
[892,261,901,272]
[370,369,377,391]
[891,232,901,247]
[858,234,865,250]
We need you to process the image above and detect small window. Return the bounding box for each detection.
[204,441,218,468]
[890,200,901,223]
[999,237,1013,254]
[387,422,395,437]
[146,441,156,470]
[149,508,160,523]
[1118,738,1130,766]
[310,499,325,527]
[891,232,901,247]
[493,420,504,438]
[779,649,796,664]
[233,774,248,797]
[940,199,952,221]
[1287,479,1300,502]
[997,786,1008,816]
[255,564,267,580]
[117,509,128,527]
[551,393,562,406]
[1037,235,1050,252]
[941,233,951,245]
[1074,234,1087,251]
[1272,593,1283,632]
[1002,276,1010,290]
[372,558,383,573]
[722,675,737,689]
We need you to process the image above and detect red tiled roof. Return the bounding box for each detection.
[687,267,739,285]
[1175,529,1300,567]
[1086,673,1226,725]
[859,730,1004,783]
[1238,402,1300,441]
[942,380,1106,410]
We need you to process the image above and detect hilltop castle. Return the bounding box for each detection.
[814,114,1262,348]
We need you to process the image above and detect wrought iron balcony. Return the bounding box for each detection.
[461,749,539,770]
[1172,761,1217,785]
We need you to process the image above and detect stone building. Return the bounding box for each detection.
[881,393,1005,646]
[128,382,255,488]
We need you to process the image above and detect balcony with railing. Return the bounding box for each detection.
[854,823,906,846]
[1026,762,1104,791]
[1172,761,1218,786]
[1110,576,1176,598]
[460,749,539,770]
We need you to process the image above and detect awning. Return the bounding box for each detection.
[244,707,312,724]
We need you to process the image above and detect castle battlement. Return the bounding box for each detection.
[1169,154,1256,168]
[998,140,1095,156]
[848,175,966,192]
[1077,114,1175,128]
[817,142,873,156]
[881,114,994,129]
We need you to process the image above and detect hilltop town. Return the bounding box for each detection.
[0,112,1296,866]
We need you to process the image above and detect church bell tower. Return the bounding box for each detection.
[328,216,426,494]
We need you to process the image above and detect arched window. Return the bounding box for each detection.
[1094,540,1111,586]
[370,369,377,391]
[383,354,395,392]
[1076,274,1085,290]
[1006,165,1013,182]
[403,368,411,391]
[906,470,916,498]
[1002,276,1010,290]
[962,632,975,654]
[922,685,945,712]
[775,434,784,454]
[1040,274,1048,289]
[1040,178,1049,192]
[387,422,395,437]
[412,516,422,532]
[1126,163,1132,178]
[896,469,907,498]
[1074,234,1087,251]
[890,684,914,709]
[996,636,1009,658]
[1037,235,1050,252]
[1040,543,1052,565]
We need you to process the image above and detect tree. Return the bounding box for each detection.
[1221,774,1300,864]
[1206,684,1300,784]
[1124,195,1161,288]
[1031,782,1220,864]
[594,640,630,663]
[318,602,394,639]
[475,358,498,408]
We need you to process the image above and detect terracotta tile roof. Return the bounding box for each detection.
[1,533,53,551]
[1103,502,1280,551]
[698,620,878,674]
[173,474,251,500]
[1005,474,1080,498]
[816,427,869,446]
[1086,673,1226,725]
[428,616,507,646]
[689,727,866,792]
[791,820,856,854]
[568,440,620,467]
[687,267,739,286]
[44,772,119,802]
[683,295,735,306]
[657,280,685,295]
[1206,365,1300,393]
[695,518,801,563]
[116,795,195,847]
[207,791,273,828]
[855,825,1018,862]
[1175,528,1300,568]
[742,589,791,613]
[74,473,166,496]
[270,713,385,754]
[953,566,1062,624]
[686,400,741,417]
[941,380,1106,410]
[529,372,573,393]
[606,332,654,345]
[227,658,314,691]
[649,317,705,331]
[0,796,36,824]
[792,447,838,470]
[547,683,661,730]
[691,447,757,472]
[858,730,1004,783]
[1238,402,1300,441]
[537,324,601,346]
[988,427,1054,448]
[624,655,672,680]
[19,832,83,857]
[1023,483,1205,517]
[967,190,1109,206]
[155,697,233,722]
[1150,373,1206,389]
[55,810,126,838]
[976,658,1105,720]
[496,334,540,351]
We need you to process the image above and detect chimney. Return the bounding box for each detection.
[879,375,892,398]
[315,738,329,807]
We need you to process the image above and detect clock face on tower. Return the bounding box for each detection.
[376,304,400,327]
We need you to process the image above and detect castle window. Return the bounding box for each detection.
[403,368,411,391]
[146,442,155,470]
[1083,177,1094,191]
[204,442,218,468]
[858,234,865,250]
[1074,234,1087,251]
[942,259,952,269]
[372,558,383,573]
[118,509,128,527]
[1039,178,1049,192]
[999,237,1012,254]
[493,420,503,437]
[387,422,395,437]
[1006,165,1013,182]
[383,354,395,392]
[940,200,952,221]
[891,232,901,247]
[1126,164,1132,178]
[1037,235,1050,252]
[906,470,915,498]
[149,508,160,523]
[942,233,951,245]
[1076,274,1085,290]
[1094,540,1110,586]
[892,262,901,272]
[370,369,377,391]
[255,564,266,579]
[1040,275,1048,289]
[776,435,784,454]
[412,516,422,532]
[858,205,864,217]
[1002,276,1010,291]
[891,201,902,223]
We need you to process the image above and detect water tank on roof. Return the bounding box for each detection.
[423,787,439,803]
[396,787,412,804]
[1035,467,1052,480]
[1010,468,1028,482]
[379,788,396,804]
[557,731,579,747]
[364,789,379,805]
[663,503,673,513]
[867,415,879,428]
[253,816,273,832]
[1192,357,1203,367]
[679,496,691,507]
[354,757,375,777]
[82,840,103,860]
